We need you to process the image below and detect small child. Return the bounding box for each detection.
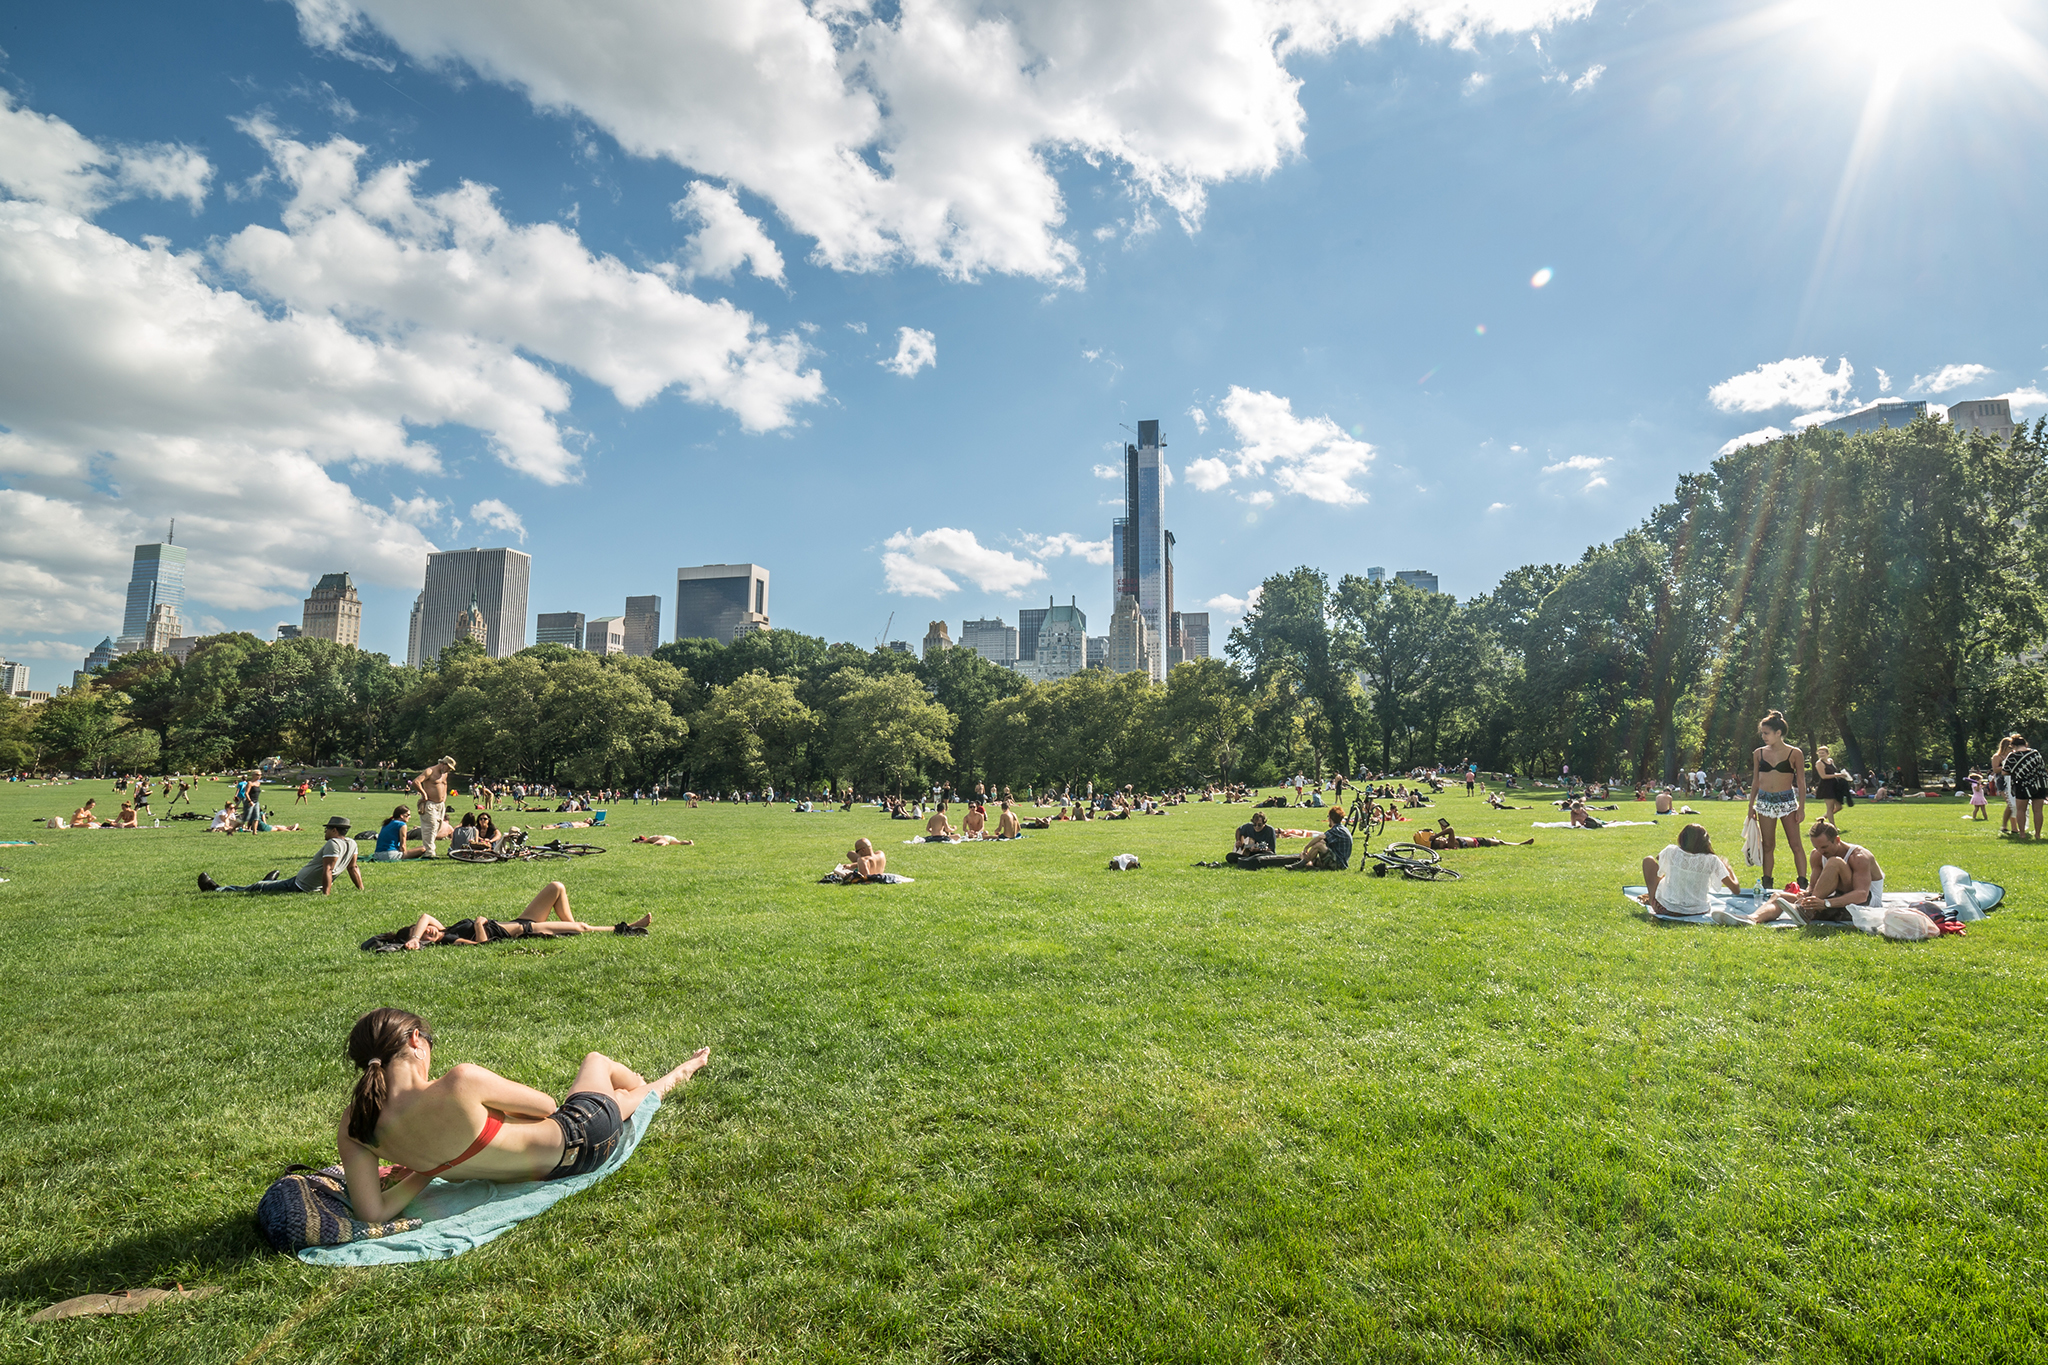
[1970,773,1989,820]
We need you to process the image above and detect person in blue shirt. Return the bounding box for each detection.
[369,805,428,862]
[1291,806,1353,870]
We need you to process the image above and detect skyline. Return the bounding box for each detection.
[2,1,2046,667]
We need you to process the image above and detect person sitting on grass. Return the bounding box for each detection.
[372,806,430,862]
[1654,790,1675,815]
[1637,823,1743,916]
[1485,791,1528,810]
[1288,806,1354,870]
[996,800,1022,839]
[71,799,103,828]
[198,816,362,895]
[832,838,888,882]
[1227,812,1279,866]
[363,883,652,949]
[110,802,139,828]
[332,1008,708,1222]
[1418,818,1534,849]
[1567,800,1606,828]
[924,802,956,842]
[1750,819,1885,924]
[962,803,988,839]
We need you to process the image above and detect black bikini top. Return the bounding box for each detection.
[1758,751,1796,773]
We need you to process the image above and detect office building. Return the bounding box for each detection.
[1018,606,1048,662]
[1163,530,1181,666]
[117,534,188,648]
[586,616,627,655]
[1178,611,1211,662]
[623,595,662,657]
[13,691,48,705]
[1393,570,1440,594]
[675,564,770,643]
[142,603,183,654]
[275,623,302,641]
[167,637,201,664]
[417,548,531,660]
[302,572,363,647]
[0,661,27,695]
[921,620,953,659]
[1108,594,1156,677]
[406,591,425,668]
[82,637,120,677]
[960,617,1019,666]
[1110,419,1171,682]
[1086,636,1110,669]
[1949,397,2017,441]
[1015,600,1088,682]
[885,640,913,655]
[535,612,587,648]
[1817,400,1929,436]
[1367,567,1385,582]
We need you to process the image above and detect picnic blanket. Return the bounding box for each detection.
[819,871,916,884]
[298,1093,661,1265]
[903,835,1026,844]
[1534,820,1660,829]
[1622,865,2003,935]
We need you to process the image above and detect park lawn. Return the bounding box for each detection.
[1,781,2046,1363]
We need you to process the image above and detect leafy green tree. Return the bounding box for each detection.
[1160,657,1252,783]
[34,681,129,774]
[824,671,954,794]
[919,644,1027,789]
[691,671,815,791]
[1227,567,1353,775]
[0,694,38,771]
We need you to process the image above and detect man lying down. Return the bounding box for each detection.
[362,881,652,950]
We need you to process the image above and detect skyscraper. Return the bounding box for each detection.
[623,595,662,657]
[960,617,1019,665]
[405,591,425,668]
[675,564,770,642]
[0,660,29,695]
[921,620,953,659]
[301,572,363,647]
[1018,606,1048,663]
[585,616,626,655]
[143,603,182,653]
[535,611,587,647]
[1111,419,1170,682]
[118,536,187,648]
[1393,570,1440,594]
[1109,594,1155,677]
[1178,612,1211,661]
[417,548,531,660]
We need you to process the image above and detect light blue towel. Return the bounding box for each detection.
[299,1093,661,1265]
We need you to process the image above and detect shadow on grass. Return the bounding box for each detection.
[0,1213,268,1307]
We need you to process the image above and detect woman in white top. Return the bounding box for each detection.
[1638,824,1742,916]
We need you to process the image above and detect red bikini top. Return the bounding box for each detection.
[416,1112,504,1178]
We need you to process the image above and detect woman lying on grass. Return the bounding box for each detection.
[336,1007,710,1221]
[361,881,652,950]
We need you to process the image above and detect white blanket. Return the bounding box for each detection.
[1533,820,1660,828]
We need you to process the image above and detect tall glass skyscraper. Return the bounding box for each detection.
[1109,419,1170,683]
[119,539,187,644]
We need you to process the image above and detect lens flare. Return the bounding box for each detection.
[1530,267,1554,288]
[1475,323,1487,335]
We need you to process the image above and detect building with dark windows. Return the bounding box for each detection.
[675,564,769,642]
[301,572,363,648]
[1018,606,1048,662]
[1178,611,1211,661]
[623,595,662,656]
[1393,570,1440,594]
[1817,400,1929,436]
[1015,600,1087,681]
[417,548,531,660]
[1110,419,1172,681]
[535,612,587,648]
[118,535,187,651]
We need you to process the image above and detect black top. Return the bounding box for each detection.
[1236,821,1276,852]
[1757,750,1796,774]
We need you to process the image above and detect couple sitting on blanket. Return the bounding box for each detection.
[329,1007,710,1224]
[1227,808,1352,870]
[1640,820,1884,922]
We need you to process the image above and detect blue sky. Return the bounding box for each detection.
[1,0,2043,669]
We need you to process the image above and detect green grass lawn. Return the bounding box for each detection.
[3,779,2046,1363]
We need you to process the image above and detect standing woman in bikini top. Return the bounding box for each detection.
[1747,709,1808,889]
[334,1008,709,1223]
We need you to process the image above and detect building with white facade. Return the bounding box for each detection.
[1015,601,1088,682]
[921,620,952,660]
[585,616,627,655]
[417,548,531,660]
[1949,397,2017,441]
[960,617,1019,666]
[302,572,363,647]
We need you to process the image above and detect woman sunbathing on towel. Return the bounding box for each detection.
[1638,823,1742,915]
[632,834,693,846]
[1567,801,1606,828]
[364,882,653,949]
[1420,819,1533,849]
[335,1007,709,1222]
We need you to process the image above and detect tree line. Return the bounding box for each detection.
[6,415,2041,790]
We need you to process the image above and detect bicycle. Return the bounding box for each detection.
[1363,840,1461,881]
[447,838,607,864]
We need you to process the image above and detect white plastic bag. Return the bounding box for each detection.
[1742,815,1763,869]
[1879,907,1935,941]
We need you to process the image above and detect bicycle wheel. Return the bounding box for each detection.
[555,843,607,856]
[448,848,501,864]
[520,847,568,861]
[1402,863,1461,881]
[1381,842,1439,865]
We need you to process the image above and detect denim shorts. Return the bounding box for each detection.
[547,1092,623,1180]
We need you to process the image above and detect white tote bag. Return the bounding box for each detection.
[1742,814,1764,869]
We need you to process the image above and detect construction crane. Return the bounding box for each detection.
[875,611,894,650]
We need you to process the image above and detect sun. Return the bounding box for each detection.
[1787,0,2033,68]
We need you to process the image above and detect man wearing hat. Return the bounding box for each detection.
[198,815,363,895]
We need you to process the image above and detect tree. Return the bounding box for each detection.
[0,694,37,771]
[1227,567,1353,775]
[33,681,128,774]
[1334,577,1457,769]
[918,644,1027,789]
[824,671,953,794]
[691,671,815,791]
[1159,658,1252,783]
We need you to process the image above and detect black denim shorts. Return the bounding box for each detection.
[546,1092,623,1179]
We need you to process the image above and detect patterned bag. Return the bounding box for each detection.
[254,1165,422,1253]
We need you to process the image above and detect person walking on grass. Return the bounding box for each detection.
[198,815,362,895]
[2005,734,2047,840]
[1747,709,1808,889]
[410,755,458,859]
[332,1008,708,1223]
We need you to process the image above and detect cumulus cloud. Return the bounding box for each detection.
[1487,501,1508,511]
[2001,386,2048,418]
[1911,363,1992,396]
[1185,456,1232,491]
[881,527,1048,598]
[0,90,214,215]
[1186,405,1208,434]
[1092,463,1121,480]
[1708,356,1855,414]
[1210,386,1375,505]
[1246,490,1276,506]
[882,326,937,377]
[671,180,785,284]
[1876,368,1892,393]
[1571,63,1605,91]
[1020,531,1113,565]
[1541,454,1606,474]
[1717,427,1786,456]
[469,498,526,541]
[289,0,1596,283]
[1790,409,1843,429]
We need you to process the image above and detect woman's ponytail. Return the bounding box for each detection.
[344,1008,428,1144]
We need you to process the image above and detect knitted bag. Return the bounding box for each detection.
[254,1165,422,1253]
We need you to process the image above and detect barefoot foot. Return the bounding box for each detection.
[650,1046,711,1096]
[629,912,653,930]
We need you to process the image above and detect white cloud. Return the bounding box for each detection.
[1185,456,1232,491]
[220,122,822,447]
[882,326,937,377]
[845,320,867,333]
[1486,501,1508,511]
[2000,386,2048,418]
[290,0,1596,283]
[1509,443,1524,452]
[1207,593,1248,613]
[881,527,1047,597]
[1911,363,1992,396]
[1187,405,1208,434]
[671,181,785,284]
[1246,490,1276,507]
[1571,64,1605,91]
[1464,72,1491,92]
[468,498,526,542]
[1541,454,1606,474]
[1876,368,1892,393]
[1216,386,1375,505]
[389,493,445,525]
[1790,409,1843,429]
[1092,463,1121,480]
[1717,427,1786,455]
[1708,356,1855,413]
[1019,531,1112,565]
[0,91,214,216]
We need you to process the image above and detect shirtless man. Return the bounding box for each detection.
[837,837,887,880]
[1758,819,1884,923]
[961,804,988,839]
[924,801,956,842]
[409,755,458,858]
[1421,818,1533,849]
[995,800,1022,839]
